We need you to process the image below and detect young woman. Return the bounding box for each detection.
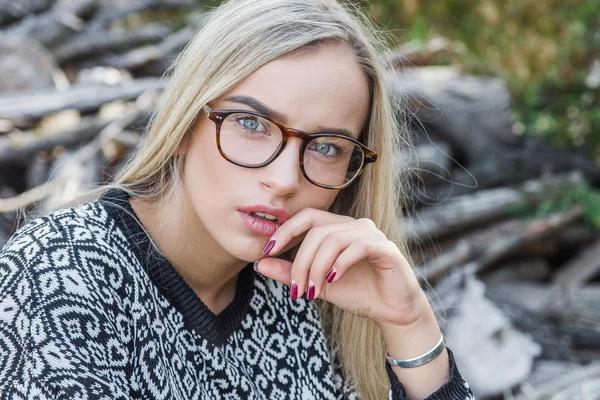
[0,0,474,399]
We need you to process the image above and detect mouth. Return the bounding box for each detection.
[238,204,290,225]
[248,211,279,224]
[238,210,281,236]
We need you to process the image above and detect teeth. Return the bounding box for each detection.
[252,212,278,222]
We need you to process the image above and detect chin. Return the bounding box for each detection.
[221,234,267,263]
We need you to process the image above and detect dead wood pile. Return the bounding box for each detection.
[1,2,599,399]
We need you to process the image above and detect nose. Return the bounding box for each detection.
[259,137,303,196]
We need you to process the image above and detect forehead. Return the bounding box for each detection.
[215,43,371,138]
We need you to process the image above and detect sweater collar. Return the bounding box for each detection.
[99,188,256,345]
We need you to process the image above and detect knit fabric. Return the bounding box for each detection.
[0,189,474,399]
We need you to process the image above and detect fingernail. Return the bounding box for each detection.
[307,281,315,301]
[262,239,276,255]
[326,268,337,283]
[253,260,261,275]
[290,280,298,300]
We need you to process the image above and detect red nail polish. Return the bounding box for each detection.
[262,239,276,255]
[326,268,337,283]
[307,281,315,301]
[253,260,261,275]
[290,280,298,300]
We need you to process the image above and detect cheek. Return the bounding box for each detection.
[305,187,338,211]
[184,128,241,192]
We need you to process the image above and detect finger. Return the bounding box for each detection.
[254,257,292,285]
[300,228,369,301]
[325,237,397,285]
[289,222,359,299]
[263,208,354,257]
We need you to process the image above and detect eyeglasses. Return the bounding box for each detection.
[201,105,378,190]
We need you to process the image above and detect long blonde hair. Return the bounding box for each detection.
[111,0,412,397]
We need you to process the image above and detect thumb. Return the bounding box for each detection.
[254,257,292,285]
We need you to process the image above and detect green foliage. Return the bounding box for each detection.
[506,182,600,228]
[543,182,600,228]
[353,0,600,162]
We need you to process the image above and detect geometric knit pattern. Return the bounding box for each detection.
[0,189,474,400]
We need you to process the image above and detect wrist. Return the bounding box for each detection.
[378,309,443,362]
[376,292,437,337]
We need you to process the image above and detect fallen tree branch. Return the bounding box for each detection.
[3,0,100,46]
[54,24,172,64]
[0,78,164,120]
[417,205,584,281]
[0,108,145,213]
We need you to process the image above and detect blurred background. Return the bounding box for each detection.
[0,0,599,398]
[364,0,600,160]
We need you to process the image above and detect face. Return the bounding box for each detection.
[182,42,371,263]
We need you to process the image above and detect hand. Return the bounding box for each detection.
[254,208,432,328]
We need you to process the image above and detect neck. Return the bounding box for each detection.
[129,188,247,314]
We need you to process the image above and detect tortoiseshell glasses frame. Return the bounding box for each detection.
[201,105,378,190]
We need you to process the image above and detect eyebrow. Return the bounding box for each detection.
[224,95,359,139]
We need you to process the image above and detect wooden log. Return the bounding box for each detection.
[130,54,178,76]
[0,0,54,27]
[555,223,600,249]
[85,24,195,71]
[461,205,584,275]
[42,148,104,213]
[26,154,52,190]
[0,223,7,249]
[504,223,599,260]
[0,186,18,248]
[42,109,145,212]
[486,286,600,363]
[83,0,194,32]
[421,135,600,201]
[431,272,542,397]
[414,240,470,282]
[0,108,145,213]
[0,39,68,93]
[0,117,110,164]
[553,238,600,290]
[404,171,585,244]
[2,0,100,47]
[387,66,600,202]
[54,24,172,64]
[480,258,552,285]
[389,66,517,155]
[396,140,453,186]
[486,282,600,352]
[0,77,164,120]
[416,205,584,281]
[514,360,600,400]
[486,282,600,331]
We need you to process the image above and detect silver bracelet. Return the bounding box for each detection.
[385,334,445,368]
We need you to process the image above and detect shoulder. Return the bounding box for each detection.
[0,197,138,304]
[2,199,120,264]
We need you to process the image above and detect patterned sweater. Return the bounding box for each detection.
[0,189,474,399]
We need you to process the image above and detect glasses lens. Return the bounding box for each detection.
[220,112,282,165]
[219,112,365,188]
[304,137,364,187]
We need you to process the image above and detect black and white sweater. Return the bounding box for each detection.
[0,189,474,399]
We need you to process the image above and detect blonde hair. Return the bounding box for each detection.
[104,0,412,397]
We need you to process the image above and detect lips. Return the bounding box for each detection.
[238,211,279,236]
[238,204,290,225]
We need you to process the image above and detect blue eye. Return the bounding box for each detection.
[233,115,270,135]
[310,142,344,158]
